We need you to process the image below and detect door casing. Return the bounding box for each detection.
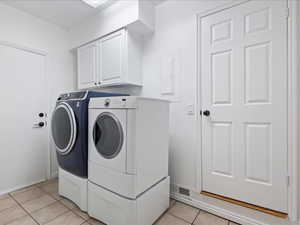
[196,0,298,221]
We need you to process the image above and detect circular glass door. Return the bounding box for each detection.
[51,103,77,155]
[93,112,124,159]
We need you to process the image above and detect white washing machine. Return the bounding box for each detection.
[88,96,170,225]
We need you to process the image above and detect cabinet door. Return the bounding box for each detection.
[99,30,125,86]
[78,42,97,89]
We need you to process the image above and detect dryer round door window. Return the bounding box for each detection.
[93,112,124,159]
[51,103,77,155]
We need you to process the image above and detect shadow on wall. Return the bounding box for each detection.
[98,86,143,96]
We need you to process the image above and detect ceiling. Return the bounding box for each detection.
[3,0,165,30]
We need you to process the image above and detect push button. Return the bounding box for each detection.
[104,99,110,107]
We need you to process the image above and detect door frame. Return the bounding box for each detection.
[0,40,51,181]
[196,0,298,221]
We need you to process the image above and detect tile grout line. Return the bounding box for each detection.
[71,209,89,221]
[58,195,92,221]
[0,184,56,215]
[191,209,201,225]
[28,201,72,225]
[9,192,42,225]
[168,202,231,225]
[153,199,179,225]
[79,221,89,225]
[0,195,19,214]
[167,212,194,224]
[153,208,170,225]
[7,182,67,225]
[60,200,90,223]
[38,181,90,223]
[80,218,93,225]
[12,186,58,214]
[0,180,59,225]
[3,181,237,225]
[167,201,199,224]
[41,207,85,225]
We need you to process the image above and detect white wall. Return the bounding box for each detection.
[142,0,231,191]
[98,0,229,191]
[143,3,300,222]
[0,3,75,178]
[69,0,154,49]
[8,0,287,202]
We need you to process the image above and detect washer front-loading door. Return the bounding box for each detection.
[51,103,77,155]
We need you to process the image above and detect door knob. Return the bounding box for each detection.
[33,122,45,128]
[38,122,45,127]
[38,112,46,118]
[203,110,210,117]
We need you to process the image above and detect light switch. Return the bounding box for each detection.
[187,104,195,115]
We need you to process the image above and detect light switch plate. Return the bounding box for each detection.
[187,104,195,115]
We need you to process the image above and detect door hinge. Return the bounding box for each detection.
[286,8,290,18]
[287,175,290,186]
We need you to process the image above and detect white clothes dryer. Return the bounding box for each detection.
[88,96,170,225]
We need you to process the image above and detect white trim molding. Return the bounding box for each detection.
[171,191,299,225]
[0,40,47,56]
[0,40,51,182]
[287,0,298,222]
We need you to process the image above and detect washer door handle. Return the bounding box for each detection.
[93,123,102,145]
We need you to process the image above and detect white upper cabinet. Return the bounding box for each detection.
[77,28,142,90]
[77,42,98,89]
[99,29,124,86]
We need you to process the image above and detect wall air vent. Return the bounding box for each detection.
[178,187,190,196]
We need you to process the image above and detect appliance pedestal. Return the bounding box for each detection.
[88,177,170,225]
[59,168,87,211]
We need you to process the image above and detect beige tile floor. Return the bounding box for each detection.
[0,179,240,225]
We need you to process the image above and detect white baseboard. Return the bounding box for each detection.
[171,191,297,225]
[0,179,46,196]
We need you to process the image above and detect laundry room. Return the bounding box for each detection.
[0,0,299,225]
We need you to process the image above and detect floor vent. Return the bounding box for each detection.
[178,187,190,196]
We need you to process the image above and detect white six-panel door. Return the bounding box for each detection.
[201,1,288,212]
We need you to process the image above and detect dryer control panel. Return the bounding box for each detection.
[89,96,138,109]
